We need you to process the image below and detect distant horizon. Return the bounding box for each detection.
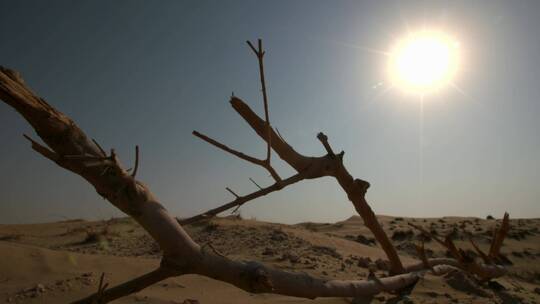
[1,1,539,224]
[5,211,526,227]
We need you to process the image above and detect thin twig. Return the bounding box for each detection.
[178,172,305,226]
[204,242,227,258]
[247,39,273,167]
[231,204,242,214]
[94,272,109,303]
[415,241,432,271]
[193,130,281,182]
[264,163,282,182]
[408,223,446,248]
[275,128,285,143]
[92,138,107,157]
[71,268,172,304]
[131,145,139,178]
[249,177,263,190]
[226,187,240,198]
[468,236,491,264]
[246,40,258,55]
[193,130,264,166]
[409,223,464,262]
[442,233,463,262]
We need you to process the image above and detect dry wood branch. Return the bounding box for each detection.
[489,212,510,260]
[231,95,404,274]
[246,39,272,165]
[178,172,306,225]
[409,223,463,262]
[23,134,59,162]
[192,130,281,182]
[225,187,240,198]
[230,96,313,173]
[73,254,503,302]
[92,138,107,157]
[193,130,263,165]
[71,268,173,304]
[249,177,263,190]
[408,221,509,280]
[443,235,464,261]
[94,272,109,303]
[469,237,492,264]
[408,222,446,247]
[131,145,139,178]
[403,257,506,277]
[415,241,432,271]
[19,85,497,301]
[316,132,336,157]
[0,48,510,302]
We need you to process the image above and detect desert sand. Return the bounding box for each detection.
[0,215,539,303]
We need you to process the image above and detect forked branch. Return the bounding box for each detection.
[0,39,511,303]
[192,130,281,182]
[229,96,405,274]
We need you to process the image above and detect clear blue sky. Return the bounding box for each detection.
[1,1,539,224]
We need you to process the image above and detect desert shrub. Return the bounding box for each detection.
[203,221,219,233]
[391,229,414,241]
[82,227,109,244]
[310,245,342,259]
[0,234,21,241]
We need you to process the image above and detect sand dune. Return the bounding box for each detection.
[1,215,539,303]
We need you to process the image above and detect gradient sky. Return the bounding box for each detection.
[1,1,539,224]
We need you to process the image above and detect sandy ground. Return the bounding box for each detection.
[0,215,539,303]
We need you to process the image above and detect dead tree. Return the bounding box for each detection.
[0,40,509,303]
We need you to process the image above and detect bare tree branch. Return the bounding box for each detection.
[230,92,405,274]
[469,236,492,264]
[71,267,174,304]
[178,172,306,225]
[131,145,139,178]
[192,130,281,182]
[247,39,272,165]
[249,177,263,190]
[0,37,511,302]
[415,241,432,271]
[225,187,240,199]
[92,138,107,157]
[23,134,59,162]
[489,212,510,260]
[409,218,510,281]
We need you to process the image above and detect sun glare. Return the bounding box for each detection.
[389,30,460,95]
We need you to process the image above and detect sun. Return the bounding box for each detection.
[388,30,460,95]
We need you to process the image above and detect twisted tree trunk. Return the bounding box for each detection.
[0,56,509,302]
